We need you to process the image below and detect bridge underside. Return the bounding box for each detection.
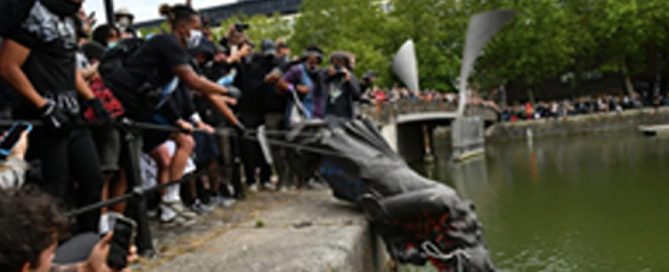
[396,120,454,162]
[394,117,487,162]
[396,112,459,125]
[370,105,497,162]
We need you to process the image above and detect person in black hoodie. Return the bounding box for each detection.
[234,39,279,190]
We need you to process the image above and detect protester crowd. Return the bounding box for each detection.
[0,1,367,271]
[500,93,669,122]
[364,85,458,105]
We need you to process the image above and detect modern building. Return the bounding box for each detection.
[135,0,303,29]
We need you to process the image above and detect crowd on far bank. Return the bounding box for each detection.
[364,85,459,105]
[500,92,669,122]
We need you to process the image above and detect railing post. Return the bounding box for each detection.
[121,127,155,256]
[230,132,245,199]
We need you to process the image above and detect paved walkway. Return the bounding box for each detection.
[138,188,390,272]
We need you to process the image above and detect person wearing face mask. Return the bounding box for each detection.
[0,0,108,233]
[272,46,325,189]
[103,4,241,226]
[114,7,136,39]
[233,39,281,191]
[91,24,120,49]
[277,46,325,121]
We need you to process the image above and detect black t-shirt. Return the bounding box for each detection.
[263,57,289,113]
[124,34,190,90]
[7,1,79,117]
[323,73,361,119]
[0,0,35,36]
[235,54,277,113]
[104,34,190,122]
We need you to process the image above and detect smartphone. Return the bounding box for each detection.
[106,214,136,270]
[0,122,32,160]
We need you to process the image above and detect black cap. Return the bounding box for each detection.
[303,45,324,63]
[261,39,276,56]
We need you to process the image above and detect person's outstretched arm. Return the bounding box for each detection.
[205,94,242,127]
[173,65,232,97]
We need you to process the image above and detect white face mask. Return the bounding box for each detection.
[118,17,131,28]
[108,41,118,49]
[187,29,203,49]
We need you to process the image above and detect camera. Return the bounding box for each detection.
[234,23,250,33]
[333,65,346,79]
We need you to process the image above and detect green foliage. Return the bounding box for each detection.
[138,21,170,37]
[136,0,669,94]
[290,0,669,93]
[216,13,293,47]
[291,0,392,85]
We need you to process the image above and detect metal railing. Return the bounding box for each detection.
[0,117,341,256]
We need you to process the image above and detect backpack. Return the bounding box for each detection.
[98,38,145,77]
[100,38,179,121]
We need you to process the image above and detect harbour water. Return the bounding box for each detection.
[413,131,669,271]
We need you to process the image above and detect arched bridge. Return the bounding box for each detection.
[361,101,499,162]
[362,100,498,125]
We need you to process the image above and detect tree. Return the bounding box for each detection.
[291,0,391,85]
[141,0,669,97]
[216,13,293,46]
[386,0,468,92]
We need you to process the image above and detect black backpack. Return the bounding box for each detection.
[100,38,172,120]
[99,38,145,79]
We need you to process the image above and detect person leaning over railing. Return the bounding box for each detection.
[0,130,29,190]
[102,4,241,227]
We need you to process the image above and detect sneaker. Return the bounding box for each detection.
[219,197,237,208]
[260,183,276,191]
[190,199,214,214]
[248,184,259,192]
[161,200,198,220]
[160,213,196,228]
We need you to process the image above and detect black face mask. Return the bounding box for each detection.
[42,0,82,17]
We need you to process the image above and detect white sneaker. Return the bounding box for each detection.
[260,183,276,191]
[219,197,237,208]
[161,201,198,220]
[160,202,196,228]
[160,213,196,228]
[248,184,259,192]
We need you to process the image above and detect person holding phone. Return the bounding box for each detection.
[0,127,30,189]
[0,187,136,272]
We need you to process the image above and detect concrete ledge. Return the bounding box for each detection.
[487,107,669,141]
[148,189,391,272]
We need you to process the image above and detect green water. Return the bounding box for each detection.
[415,131,669,271]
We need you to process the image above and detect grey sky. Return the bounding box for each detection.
[83,0,236,24]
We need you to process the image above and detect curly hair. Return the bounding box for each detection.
[0,186,69,271]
